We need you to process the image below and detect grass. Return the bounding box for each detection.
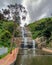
[0,53,8,59]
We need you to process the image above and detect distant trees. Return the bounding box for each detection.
[0,21,13,47]
[1,31,11,42]
[28,17,52,40]
[3,21,15,33]
[43,30,51,39]
[43,30,51,44]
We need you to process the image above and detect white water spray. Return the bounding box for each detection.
[32,40,35,56]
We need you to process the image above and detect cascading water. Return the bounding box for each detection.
[19,26,36,65]
[33,40,35,49]
[21,27,27,55]
[32,40,35,56]
[21,28,24,39]
[21,27,27,47]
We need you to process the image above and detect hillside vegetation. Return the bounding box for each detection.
[28,17,52,47]
[0,20,19,47]
[28,17,52,38]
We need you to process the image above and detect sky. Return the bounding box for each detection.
[0,0,52,26]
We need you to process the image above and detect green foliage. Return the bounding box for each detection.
[0,30,11,41]
[0,53,8,59]
[14,31,19,37]
[0,20,18,47]
[28,17,52,39]
[43,30,51,39]
[2,21,14,33]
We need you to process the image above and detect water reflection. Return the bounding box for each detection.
[14,27,36,65]
[14,27,52,65]
[0,47,8,55]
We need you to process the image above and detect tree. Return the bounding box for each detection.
[7,3,27,53]
[2,9,10,20]
[2,9,10,15]
[0,30,11,47]
[43,30,51,44]
[8,3,27,24]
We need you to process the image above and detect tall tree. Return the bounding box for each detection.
[8,3,27,53]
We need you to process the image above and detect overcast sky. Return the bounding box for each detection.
[0,0,52,25]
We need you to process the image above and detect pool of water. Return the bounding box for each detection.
[0,47,8,55]
[14,48,52,65]
[25,56,52,65]
[14,27,52,65]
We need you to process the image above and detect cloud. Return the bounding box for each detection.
[22,0,52,23]
[38,13,47,20]
[0,0,22,9]
[0,0,52,25]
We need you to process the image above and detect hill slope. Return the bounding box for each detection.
[0,20,19,47]
[28,17,52,39]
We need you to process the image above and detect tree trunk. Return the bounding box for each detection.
[10,22,16,54]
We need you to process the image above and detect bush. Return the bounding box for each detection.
[28,17,52,39]
[2,22,14,33]
[0,30,11,42]
[14,31,19,37]
[0,20,19,47]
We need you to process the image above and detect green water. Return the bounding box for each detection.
[14,49,52,65]
[28,56,52,65]
[14,27,52,65]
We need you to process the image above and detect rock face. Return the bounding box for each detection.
[35,37,46,49]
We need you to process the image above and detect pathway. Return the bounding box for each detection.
[42,48,52,53]
[0,48,19,65]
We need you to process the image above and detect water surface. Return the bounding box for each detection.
[0,47,8,55]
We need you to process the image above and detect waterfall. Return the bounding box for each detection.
[32,40,35,56]
[21,27,24,39]
[24,38,27,46]
[33,40,35,49]
[21,27,27,48]
[21,27,28,55]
